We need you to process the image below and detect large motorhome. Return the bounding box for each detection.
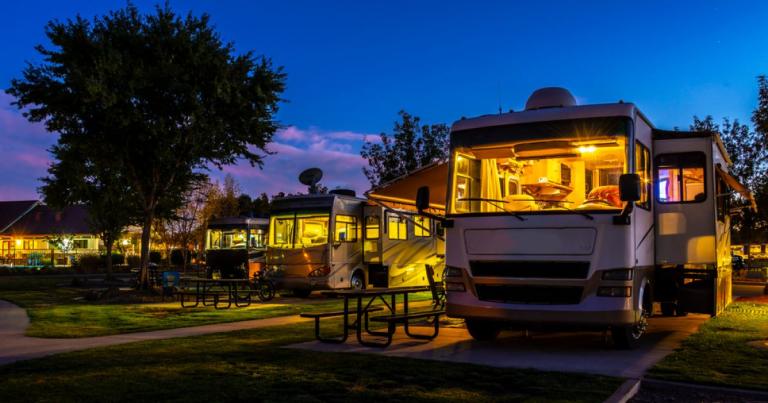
[416,87,754,348]
[266,165,446,297]
[205,217,269,279]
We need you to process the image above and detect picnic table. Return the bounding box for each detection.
[178,277,254,309]
[301,286,445,348]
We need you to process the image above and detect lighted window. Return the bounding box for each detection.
[656,153,706,203]
[387,214,407,240]
[249,229,266,248]
[334,215,358,242]
[295,214,330,247]
[207,229,248,249]
[270,216,295,248]
[365,216,380,239]
[635,141,651,209]
[414,216,431,237]
[73,239,88,249]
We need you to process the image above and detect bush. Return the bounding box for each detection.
[76,254,102,272]
[127,255,141,268]
[149,251,162,264]
[170,249,190,266]
[106,254,125,265]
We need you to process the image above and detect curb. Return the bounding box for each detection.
[641,378,768,399]
[606,377,768,403]
[604,378,641,403]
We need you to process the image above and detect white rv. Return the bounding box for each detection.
[266,165,447,296]
[415,88,754,348]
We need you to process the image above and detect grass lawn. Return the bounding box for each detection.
[0,319,622,402]
[648,302,768,391]
[0,276,434,338]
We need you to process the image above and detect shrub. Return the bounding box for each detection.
[149,251,162,264]
[170,249,190,266]
[127,255,142,268]
[106,254,125,265]
[76,254,102,272]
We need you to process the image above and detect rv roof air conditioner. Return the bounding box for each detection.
[524,87,577,110]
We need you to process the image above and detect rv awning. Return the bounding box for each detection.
[716,165,757,212]
[366,162,448,213]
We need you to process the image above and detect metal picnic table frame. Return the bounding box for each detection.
[178,277,253,309]
[309,285,443,348]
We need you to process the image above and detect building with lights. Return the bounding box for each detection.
[0,200,100,267]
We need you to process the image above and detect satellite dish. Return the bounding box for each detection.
[299,168,323,186]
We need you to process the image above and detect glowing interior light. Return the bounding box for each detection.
[577,145,597,153]
[15,239,22,247]
[122,239,130,246]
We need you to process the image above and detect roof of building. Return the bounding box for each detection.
[0,200,40,233]
[0,202,92,236]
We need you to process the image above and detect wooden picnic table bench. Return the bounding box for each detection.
[301,285,444,347]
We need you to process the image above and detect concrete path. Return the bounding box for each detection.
[288,314,707,378]
[0,299,310,366]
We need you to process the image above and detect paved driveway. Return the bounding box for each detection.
[288,314,708,378]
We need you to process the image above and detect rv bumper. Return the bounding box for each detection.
[446,292,639,327]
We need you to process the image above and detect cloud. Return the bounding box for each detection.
[211,126,375,197]
[0,95,56,200]
[0,97,374,202]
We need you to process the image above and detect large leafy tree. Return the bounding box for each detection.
[360,110,449,187]
[7,4,285,287]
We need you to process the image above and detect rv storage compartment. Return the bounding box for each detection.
[369,264,388,288]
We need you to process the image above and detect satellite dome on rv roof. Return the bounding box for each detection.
[524,87,578,110]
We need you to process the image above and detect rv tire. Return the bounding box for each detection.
[466,319,502,341]
[350,271,365,291]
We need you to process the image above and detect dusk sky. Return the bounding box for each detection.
[2,1,768,200]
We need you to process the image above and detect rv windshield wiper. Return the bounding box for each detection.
[525,199,594,221]
[458,198,526,221]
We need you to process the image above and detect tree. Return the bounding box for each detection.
[155,180,210,271]
[8,4,285,287]
[360,110,449,187]
[40,139,136,279]
[691,104,768,258]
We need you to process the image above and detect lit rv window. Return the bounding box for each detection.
[414,216,431,237]
[655,153,706,203]
[365,216,380,239]
[207,229,248,249]
[334,215,358,242]
[249,229,266,248]
[635,141,651,210]
[449,137,628,214]
[295,214,330,247]
[387,214,407,240]
[270,215,295,248]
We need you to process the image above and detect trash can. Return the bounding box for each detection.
[162,271,180,297]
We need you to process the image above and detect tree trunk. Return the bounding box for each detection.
[139,210,154,289]
[105,239,114,280]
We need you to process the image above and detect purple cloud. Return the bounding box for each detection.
[0,97,375,202]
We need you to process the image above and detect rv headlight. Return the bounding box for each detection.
[601,269,633,281]
[446,282,466,292]
[597,286,632,297]
[445,266,465,278]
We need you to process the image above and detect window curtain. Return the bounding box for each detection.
[480,159,502,212]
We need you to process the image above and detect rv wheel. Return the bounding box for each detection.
[613,286,651,349]
[466,319,501,341]
[350,271,366,290]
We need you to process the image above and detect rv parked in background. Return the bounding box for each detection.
[416,87,754,348]
[205,217,269,279]
[266,165,446,297]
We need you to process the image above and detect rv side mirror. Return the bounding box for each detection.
[416,186,430,212]
[618,174,641,202]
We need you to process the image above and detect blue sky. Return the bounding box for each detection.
[2,1,768,199]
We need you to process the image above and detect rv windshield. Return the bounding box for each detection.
[269,212,330,249]
[207,229,248,250]
[450,135,628,214]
